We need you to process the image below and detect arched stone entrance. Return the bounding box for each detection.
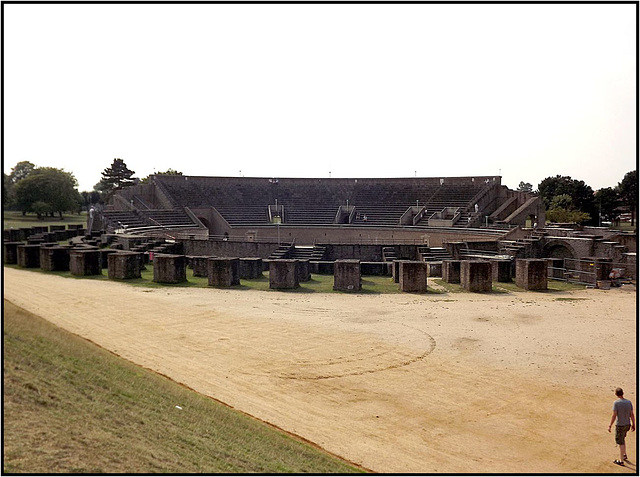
[542,241,576,259]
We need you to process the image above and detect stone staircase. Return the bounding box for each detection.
[268,242,294,259]
[418,246,453,262]
[382,247,398,262]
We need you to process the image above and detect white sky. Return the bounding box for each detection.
[3,3,637,192]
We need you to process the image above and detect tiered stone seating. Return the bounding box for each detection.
[103,210,147,229]
[102,208,198,231]
[152,176,490,228]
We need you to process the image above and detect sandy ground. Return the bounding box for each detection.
[3,266,637,474]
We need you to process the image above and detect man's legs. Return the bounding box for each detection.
[615,425,630,463]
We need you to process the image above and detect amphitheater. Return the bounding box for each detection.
[3,174,637,473]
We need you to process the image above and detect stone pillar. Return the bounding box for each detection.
[269,259,299,289]
[153,254,187,283]
[442,260,461,284]
[296,259,311,282]
[460,260,492,292]
[426,261,442,278]
[189,256,212,277]
[17,244,41,268]
[594,257,613,281]
[515,259,547,290]
[70,249,102,276]
[398,261,428,293]
[491,259,512,283]
[333,259,361,291]
[208,257,240,287]
[392,260,402,283]
[240,257,263,279]
[3,242,23,265]
[108,251,142,279]
[40,246,71,271]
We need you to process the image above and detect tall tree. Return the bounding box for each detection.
[98,158,136,196]
[139,168,183,184]
[594,187,621,224]
[14,167,80,218]
[9,161,36,184]
[617,170,637,226]
[517,181,533,193]
[537,175,597,225]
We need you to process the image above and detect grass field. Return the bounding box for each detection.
[3,299,364,474]
[3,210,87,230]
[3,263,585,295]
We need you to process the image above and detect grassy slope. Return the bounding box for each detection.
[2,300,363,474]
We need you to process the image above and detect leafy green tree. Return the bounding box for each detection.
[9,161,36,184]
[617,170,637,226]
[545,193,591,225]
[97,158,136,196]
[537,175,597,225]
[517,181,533,192]
[81,190,102,209]
[3,173,14,209]
[14,167,80,218]
[139,168,183,184]
[594,187,621,224]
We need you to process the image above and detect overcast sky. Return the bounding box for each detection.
[3,3,637,192]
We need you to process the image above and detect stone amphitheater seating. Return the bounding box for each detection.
[102,208,198,232]
[147,176,491,228]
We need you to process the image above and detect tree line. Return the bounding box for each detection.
[2,159,181,220]
[518,172,637,226]
[2,158,637,226]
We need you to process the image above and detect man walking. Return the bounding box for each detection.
[608,387,635,466]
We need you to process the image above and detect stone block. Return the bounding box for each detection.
[99,249,119,269]
[70,249,102,276]
[310,260,334,275]
[208,257,240,287]
[360,262,392,276]
[442,260,461,283]
[3,241,23,265]
[269,259,299,289]
[491,259,512,283]
[460,260,492,292]
[593,257,613,280]
[296,259,311,282]
[17,244,41,268]
[40,245,71,271]
[189,256,212,277]
[426,261,442,277]
[398,261,428,293]
[153,254,187,283]
[240,257,262,279]
[108,251,142,279]
[333,259,361,291]
[515,259,547,290]
[6,229,22,242]
[392,260,402,283]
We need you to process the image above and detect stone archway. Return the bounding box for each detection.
[542,241,576,259]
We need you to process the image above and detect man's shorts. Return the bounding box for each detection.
[615,425,631,445]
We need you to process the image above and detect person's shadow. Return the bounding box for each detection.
[622,458,636,472]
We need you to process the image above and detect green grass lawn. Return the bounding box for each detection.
[3,210,87,230]
[6,263,586,295]
[3,299,364,474]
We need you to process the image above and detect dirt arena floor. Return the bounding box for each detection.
[3,266,637,474]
